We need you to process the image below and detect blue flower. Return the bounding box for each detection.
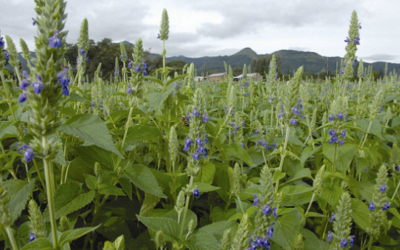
[254,129,259,135]
[133,64,140,73]
[253,195,258,206]
[20,79,30,91]
[143,70,148,76]
[193,107,199,117]
[382,201,390,211]
[340,139,344,146]
[5,51,9,60]
[344,37,350,43]
[358,23,362,29]
[0,34,4,47]
[330,212,335,223]
[349,235,355,246]
[18,93,27,103]
[262,204,271,215]
[204,134,209,144]
[267,223,275,238]
[242,121,245,126]
[368,201,375,211]
[380,184,386,192]
[127,86,132,94]
[203,112,208,122]
[353,35,360,45]
[193,188,200,198]
[33,81,44,94]
[143,60,148,70]
[327,231,332,242]
[128,59,132,69]
[29,232,35,242]
[79,47,85,55]
[273,207,278,219]
[48,30,62,49]
[157,33,161,39]
[193,151,200,161]
[233,130,236,136]
[337,112,344,119]
[24,147,34,162]
[340,238,348,248]
[241,142,245,148]
[328,114,334,121]
[329,128,336,137]
[341,129,346,138]
[195,135,203,146]
[32,18,36,26]
[183,136,192,151]
[290,117,297,126]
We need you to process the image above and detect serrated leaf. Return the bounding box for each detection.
[119,177,132,200]
[351,198,371,231]
[194,182,220,193]
[272,208,302,250]
[323,144,357,172]
[98,182,126,196]
[185,230,219,250]
[140,192,160,216]
[356,118,383,139]
[125,124,161,144]
[197,161,215,184]
[16,221,31,249]
[4,179,35,223]
[58,113,123,158]
[137,215,180,242]
[124,164,166,198]
[198,220,236,238]
[43,181,95,221]
[0,121,18,140]
[145,88,174,110]
[300,228,330,250]
[21,238,53,250]
[59,225,101,247]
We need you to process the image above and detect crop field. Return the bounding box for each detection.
[0,1,399,250]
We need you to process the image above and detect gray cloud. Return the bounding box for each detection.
[195,0,366,39]
[362,54,398,61]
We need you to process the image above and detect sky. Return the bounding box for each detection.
[1,0,400,63]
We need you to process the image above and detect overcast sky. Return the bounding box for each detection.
[2,0,400,63]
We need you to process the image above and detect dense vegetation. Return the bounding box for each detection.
[0,1,399,250]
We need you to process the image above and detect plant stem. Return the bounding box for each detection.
[360,120,373,148]
[303,193,316,220]
[121,106,134,151]
[5,226,18,250]
[179,176,194,240]
[391,179,400,201]
[0,69,17,121]
[42,136,58,250]
[275,124,290,192]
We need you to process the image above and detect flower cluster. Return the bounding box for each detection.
[328,112,348,122]
[327,232,355,248]
[57,68,70,96]
[133,60,148,76]
[248,223,275,250]
[258,139,277,152]
[0,33,4,47]
[18,73,44,103]
[18,143,34,162]
[328,128,346,146]
[368,184,391,211]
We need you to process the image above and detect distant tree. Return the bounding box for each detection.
[166,60,187,77]
[232,67,242,76]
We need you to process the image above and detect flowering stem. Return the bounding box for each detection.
[391,179,400,201]
[120,106,134,151]
[5,226,18,250]
[303,193,316,220]
[275,125,290,192]
[360,120,373,148]
[0,69,16,121]
[42,136,58,250]
[179,176,194,240]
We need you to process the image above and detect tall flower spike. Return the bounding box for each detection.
[159,9,169,41]
[329,192,352,249]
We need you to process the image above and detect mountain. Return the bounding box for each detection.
[5,46,400,76]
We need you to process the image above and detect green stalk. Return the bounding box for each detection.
[391,179,400,201]
[0,69,16,121]
[5,226,18,250]
[360,120,373,148]
[120,106,134,151]
[179,176,194,240]
[303,193,316,221]
[275,124,290,192]
[42,136,58,249]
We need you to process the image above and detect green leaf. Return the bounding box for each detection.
[273,170,286,183]
[166,74,188,86]
[137,215,180,242]
[322,144,357,171]
[119,177,132,200]
[16,221,31,249]
[145,88,174,111]
[198,220,236,238]
[223,144,254,167]
[300,146,321,165]
[21,239,53,250]
[272,208,302,249]
[59,225,101,247]
[125,124,161,144]
[185,230,219,250]
[286,168,312,184]
[58,113,123,158]
[195,161,215,184]
[43,181,95,221]
[281,185,314,206]
[124,164,166,198]
[0,121,18,140]
[356,118,383,139]
[98,182,126,196]
[67,93,90,102]
[300,228,330,250]
[4,179,35,223]
[139,192,160,216]
[194,182,220,193]
[144,76,163,86]
[321,182,343,207]
[351,198,371,231]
